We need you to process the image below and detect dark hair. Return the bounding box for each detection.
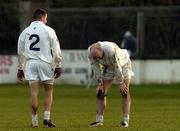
[33,8,47,20]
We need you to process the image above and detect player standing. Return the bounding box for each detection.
[88,41,134,127]
[17,8,62,128]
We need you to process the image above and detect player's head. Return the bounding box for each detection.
[33,8,47,24]
[89,43,104,60]
[124,31,132,38]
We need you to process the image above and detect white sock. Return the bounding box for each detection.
[122,114,129,122]
[96,114,103,123]
[44,111,50,120]
[32,114,38,125]
[32,114,38,120]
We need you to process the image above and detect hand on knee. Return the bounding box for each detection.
[120,82,129,96]
[96,89,107,100]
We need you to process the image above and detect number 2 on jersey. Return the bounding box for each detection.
[29,34,40,51]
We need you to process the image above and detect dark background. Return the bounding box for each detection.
[1,0,180,59]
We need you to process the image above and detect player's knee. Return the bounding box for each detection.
[121,92,130,97]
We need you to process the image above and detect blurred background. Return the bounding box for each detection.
[1,0,180,58]
[0,0,180,84]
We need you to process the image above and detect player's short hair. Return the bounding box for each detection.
[33,8,47,20]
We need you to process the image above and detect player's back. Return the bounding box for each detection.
[24,21,55,64]
[99,41,129,66]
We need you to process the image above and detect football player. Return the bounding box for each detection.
[17,8,62,128]
[88,41,134,127]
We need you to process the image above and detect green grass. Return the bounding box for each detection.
[0,83,180,131]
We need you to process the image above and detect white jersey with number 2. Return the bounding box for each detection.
[17,21,62,70]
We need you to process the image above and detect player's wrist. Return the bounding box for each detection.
[55,65,61,68]
[119,80,124,85]
[18,66,23,70]
[97,82,102,86]
[55,67,61,69]
[97,79,103,86]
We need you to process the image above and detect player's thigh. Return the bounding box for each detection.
[30,81,40,97]
[38,61,54,81]
[101,79,112,94]
[44,83,53,92]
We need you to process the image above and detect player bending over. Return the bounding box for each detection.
[88,41,134,127]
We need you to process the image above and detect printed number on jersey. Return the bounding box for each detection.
[29,34,40,51]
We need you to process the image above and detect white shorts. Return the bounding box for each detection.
[103,60,134,80]
[25,59,54,84]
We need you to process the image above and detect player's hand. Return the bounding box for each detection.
[17,69,25,81]
[96,84,105,100]
[54,68,61,79]
[120,81,129,96]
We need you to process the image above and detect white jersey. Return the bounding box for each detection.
[88,41,131,81]
[17,21,62,70]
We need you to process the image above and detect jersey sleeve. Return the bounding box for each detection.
[88,54,103,85]
[111,47,124,81]
[52,31,62,68]
[17,31,26,70]
[54,40,62,68]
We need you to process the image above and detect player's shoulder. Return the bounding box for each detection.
[19,25,30,38]
[99,41,115,50]
[43,24,55,33]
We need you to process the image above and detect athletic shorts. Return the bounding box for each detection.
[25,59,54,84]
[103,60,134,81]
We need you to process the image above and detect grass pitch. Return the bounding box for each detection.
[0,83,180,131]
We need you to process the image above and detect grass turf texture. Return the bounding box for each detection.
[0,83,180,131]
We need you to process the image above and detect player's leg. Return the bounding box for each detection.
[119,60,134,127]
[90,79,112,127]
[119,79,131,127]
[30,81,40,127]
[38,61,56,127]
[43,82,56,127]
[25,60,40,127]
[44,83,53,117]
